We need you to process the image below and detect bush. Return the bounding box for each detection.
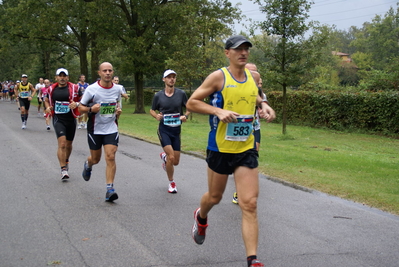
[267,90,399,135]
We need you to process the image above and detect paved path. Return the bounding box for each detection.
[0,102,398,267]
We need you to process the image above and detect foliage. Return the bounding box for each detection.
[267,90,399,135]
[350,7,399,71]
[357,64,399,92]
[103,0,238,113]
[252,0,320,135]
[0,0,238,99]
[328,26,360,55]
[166,0,239,89]
[338,62,360,86]
[0,0,113,81]
[351,51,373,70]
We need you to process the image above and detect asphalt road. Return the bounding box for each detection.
[0,101,398,267]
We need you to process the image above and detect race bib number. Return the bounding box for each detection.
[100,102,117,117]
[19,91,30,98]
[225,115,254,141]
[163,113,181,127]
[54,101,70,114]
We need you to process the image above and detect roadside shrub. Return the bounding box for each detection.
[267,90,399,135]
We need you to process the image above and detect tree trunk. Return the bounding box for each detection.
[79,31,89,81]
[282,83,287,135]
[43,51,51,79]
[134,71,146,114]
[281,35,287,135]
[90,36,100,83]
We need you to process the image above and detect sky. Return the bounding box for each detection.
[229,0,399,33]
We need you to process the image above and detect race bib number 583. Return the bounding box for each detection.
[225,115,254,141]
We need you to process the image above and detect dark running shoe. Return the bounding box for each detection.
[82,161,92,181]
[105,188,118,202]
[192,208,208,245]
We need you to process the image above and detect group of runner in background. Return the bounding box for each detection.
[2,65,126,203]
[0,73,103,131]
[0,80,17,102]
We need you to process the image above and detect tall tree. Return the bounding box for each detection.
[103,0,181,113]
[253,0,313,134]
[1,0,109,80]
[166,0,240,89]
[108,0,239,113]
[350,7,399,71]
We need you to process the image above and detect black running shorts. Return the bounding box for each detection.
[87,132,119,150]
[157,123,181,151]
[19,98,31,110]
[53,117,76,141]
[206,148,259,175]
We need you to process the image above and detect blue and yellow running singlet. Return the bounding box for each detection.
[207,67,258,153]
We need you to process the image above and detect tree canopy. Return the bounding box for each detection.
[1,0,399,104]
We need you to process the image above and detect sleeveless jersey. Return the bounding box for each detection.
[207,67,258,153]
[18,82,32,98]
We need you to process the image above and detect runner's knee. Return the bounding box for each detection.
[208,193,223,205]
[239,196,258,213]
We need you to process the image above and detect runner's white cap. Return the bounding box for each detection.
[163,69,176,78]
[21,74,28,78]
[56,68,69,76]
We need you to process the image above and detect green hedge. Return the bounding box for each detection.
[267,90,399,135]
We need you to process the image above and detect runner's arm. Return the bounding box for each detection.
[186,70,240,123]
[44,96,52,114]
[30,84,37,98]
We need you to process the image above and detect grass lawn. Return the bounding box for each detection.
[118,103,399,215]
